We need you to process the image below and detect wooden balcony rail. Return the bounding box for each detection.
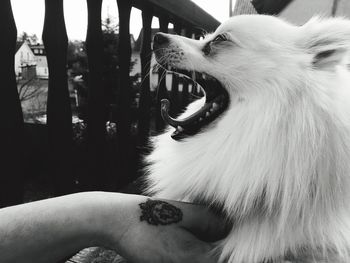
[85,0,106,189]
[0,0,24,207]
[133,0,220,32]
[155,15,169,131]
[1,0,220,206]
[42,0,73,195]
[138,6,153,148]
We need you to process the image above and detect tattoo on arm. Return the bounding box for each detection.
[139,199,183,226]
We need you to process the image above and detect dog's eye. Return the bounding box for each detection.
[203,34,229,55]
[213,34,228,42]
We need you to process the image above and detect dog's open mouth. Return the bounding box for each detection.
[160,69,230,140]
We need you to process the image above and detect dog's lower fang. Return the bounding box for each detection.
[161,99,213,129]
[161,93,229,140]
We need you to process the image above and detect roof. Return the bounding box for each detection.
[15,41,35,57]
[30,44,45,49]
[29,44,46,56]
[15,42,23,53]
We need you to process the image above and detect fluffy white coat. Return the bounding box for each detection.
[145,15,350,263]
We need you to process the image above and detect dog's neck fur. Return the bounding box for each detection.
[146,66,350,261]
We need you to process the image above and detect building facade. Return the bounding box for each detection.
[14,42,49,79]
[14,41,36,78]
[31,44,49,79]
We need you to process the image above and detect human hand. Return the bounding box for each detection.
[100,195,228,263]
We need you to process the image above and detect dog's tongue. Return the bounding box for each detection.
[161,76,229,140]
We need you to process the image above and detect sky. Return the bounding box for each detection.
[11,0,233,41]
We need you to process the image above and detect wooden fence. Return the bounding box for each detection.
[0,0,219,207]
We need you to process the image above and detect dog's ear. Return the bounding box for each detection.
[302,17,350,70]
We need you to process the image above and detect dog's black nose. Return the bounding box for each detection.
[154,33,169,46]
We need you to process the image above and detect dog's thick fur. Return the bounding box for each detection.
[145,15,350,263]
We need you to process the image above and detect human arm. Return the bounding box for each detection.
[0,192,226,263]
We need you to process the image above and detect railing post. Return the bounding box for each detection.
[85,0,106,190]
[193,29,203,97]
[156,15,169,131]
[251,0,293,15]
[116,0,133,187]
[42,0,73,195]
[331,0,339,16]
[179,27,193,109]
[0,0,24,207]
[170,22,182,116]
[138,6,153,148]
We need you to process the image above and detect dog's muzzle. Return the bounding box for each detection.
[153,33,230,140]
[161,76,229,140]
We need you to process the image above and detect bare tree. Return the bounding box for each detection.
[17,77,44,102]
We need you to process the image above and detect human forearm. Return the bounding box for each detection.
[0,191,226,263]
[0,192,127,263]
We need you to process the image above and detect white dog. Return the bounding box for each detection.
[146,15,350,263]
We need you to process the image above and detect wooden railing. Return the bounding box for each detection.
[42,0,73,194]
[1,0,25,207]
[0,0,220,207]
[85,0,106,190]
